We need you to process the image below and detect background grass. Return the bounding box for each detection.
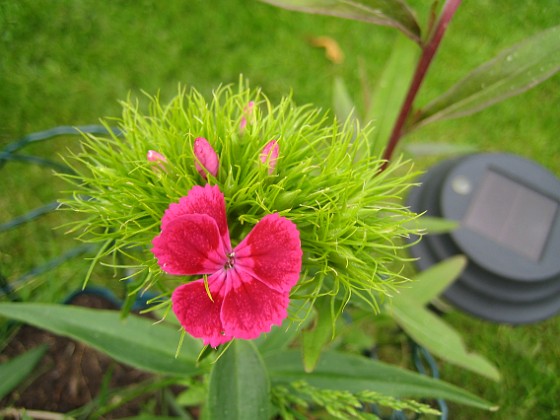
[1,0,559,418]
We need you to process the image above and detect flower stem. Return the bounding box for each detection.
[381,0,462,168]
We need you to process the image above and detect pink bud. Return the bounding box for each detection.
[260,140,279,174]
[239,101,255,133]
[194,137,219,179]
[245,101,255,114]
[147,150,167,172]
[239,117,248,133]
[147,150,167,163]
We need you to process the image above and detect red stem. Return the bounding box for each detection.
[381,0,462,168]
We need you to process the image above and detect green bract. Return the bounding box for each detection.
[60,80,421,317]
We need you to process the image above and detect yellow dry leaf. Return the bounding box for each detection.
[310,36,344,64]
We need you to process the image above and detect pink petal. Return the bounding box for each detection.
[194,137,219,179]
[172,273,233,347]
[152,214,227,275]
[260,140,279,174]
[161,185,231,250]
[234,213,302,293]
[221,268,290,339]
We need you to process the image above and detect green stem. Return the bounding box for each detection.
[381,0,462,168]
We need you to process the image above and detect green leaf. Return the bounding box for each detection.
[255,300,312,357]
[0,344,48,400]
[119,417,179,420]
[404,215,460,235]
[404,142,478,156]
[302,296,333,372]
[265,349,497,410]
[0,303,202,377]
[389,257,501,381]
[333,76,356,122]
[254,323,301,357]
[396,255,466,305]
[261,0,422,44]
[390,302,501,381]
[367,34,418,156]
[207,340,271,420]
[176,383,207,407]
[414,25,560,128]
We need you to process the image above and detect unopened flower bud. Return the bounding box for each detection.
[194,137,219,179]
[239,117,248,133]
[147,150,167,172]
[260,140,279,174]
[239,101,255,133]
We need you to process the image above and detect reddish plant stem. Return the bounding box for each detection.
[381,0,462,169]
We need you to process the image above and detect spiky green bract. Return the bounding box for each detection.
[59,81,421,316]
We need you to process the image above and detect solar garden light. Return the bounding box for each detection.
[407,153,560,324]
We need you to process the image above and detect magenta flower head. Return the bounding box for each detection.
[147,150,167,172]
[260,140,279,174]
[151,184,302,347]
[193,137,219,179]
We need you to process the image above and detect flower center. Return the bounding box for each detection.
[224,252,235,270]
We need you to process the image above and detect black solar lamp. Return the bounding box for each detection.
[407,153,560,324]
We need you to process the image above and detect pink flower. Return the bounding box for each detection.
[151,184,302,347]
[260,140,279,174]
[147,150,167,172]
[193,137,219,179]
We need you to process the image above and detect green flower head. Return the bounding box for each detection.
[61,79,421,320]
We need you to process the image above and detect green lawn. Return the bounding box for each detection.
[1,0,559,418]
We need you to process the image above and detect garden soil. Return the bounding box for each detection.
[0,294,165,418]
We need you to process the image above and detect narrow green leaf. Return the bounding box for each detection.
[389,257,500,380]
[261,0,422,44]
[197,344,214,364]
[266,349,497,410]
[0,303,202,377]
[254,323,301,357]
[367,34,419,156]
[415,25,560,128]
[390,302,501,381]
[176,382,207,407]
[302,296,333,372]
[118,416,179,420]
[0,344,48,400]
[404,142,478,156]
[395,255,466,305]
[404,215,460,234]
[255,300,312,357]
[207,340,271,420]
[333,76,356,122]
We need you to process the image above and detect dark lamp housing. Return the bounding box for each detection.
[407,153,560,324]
